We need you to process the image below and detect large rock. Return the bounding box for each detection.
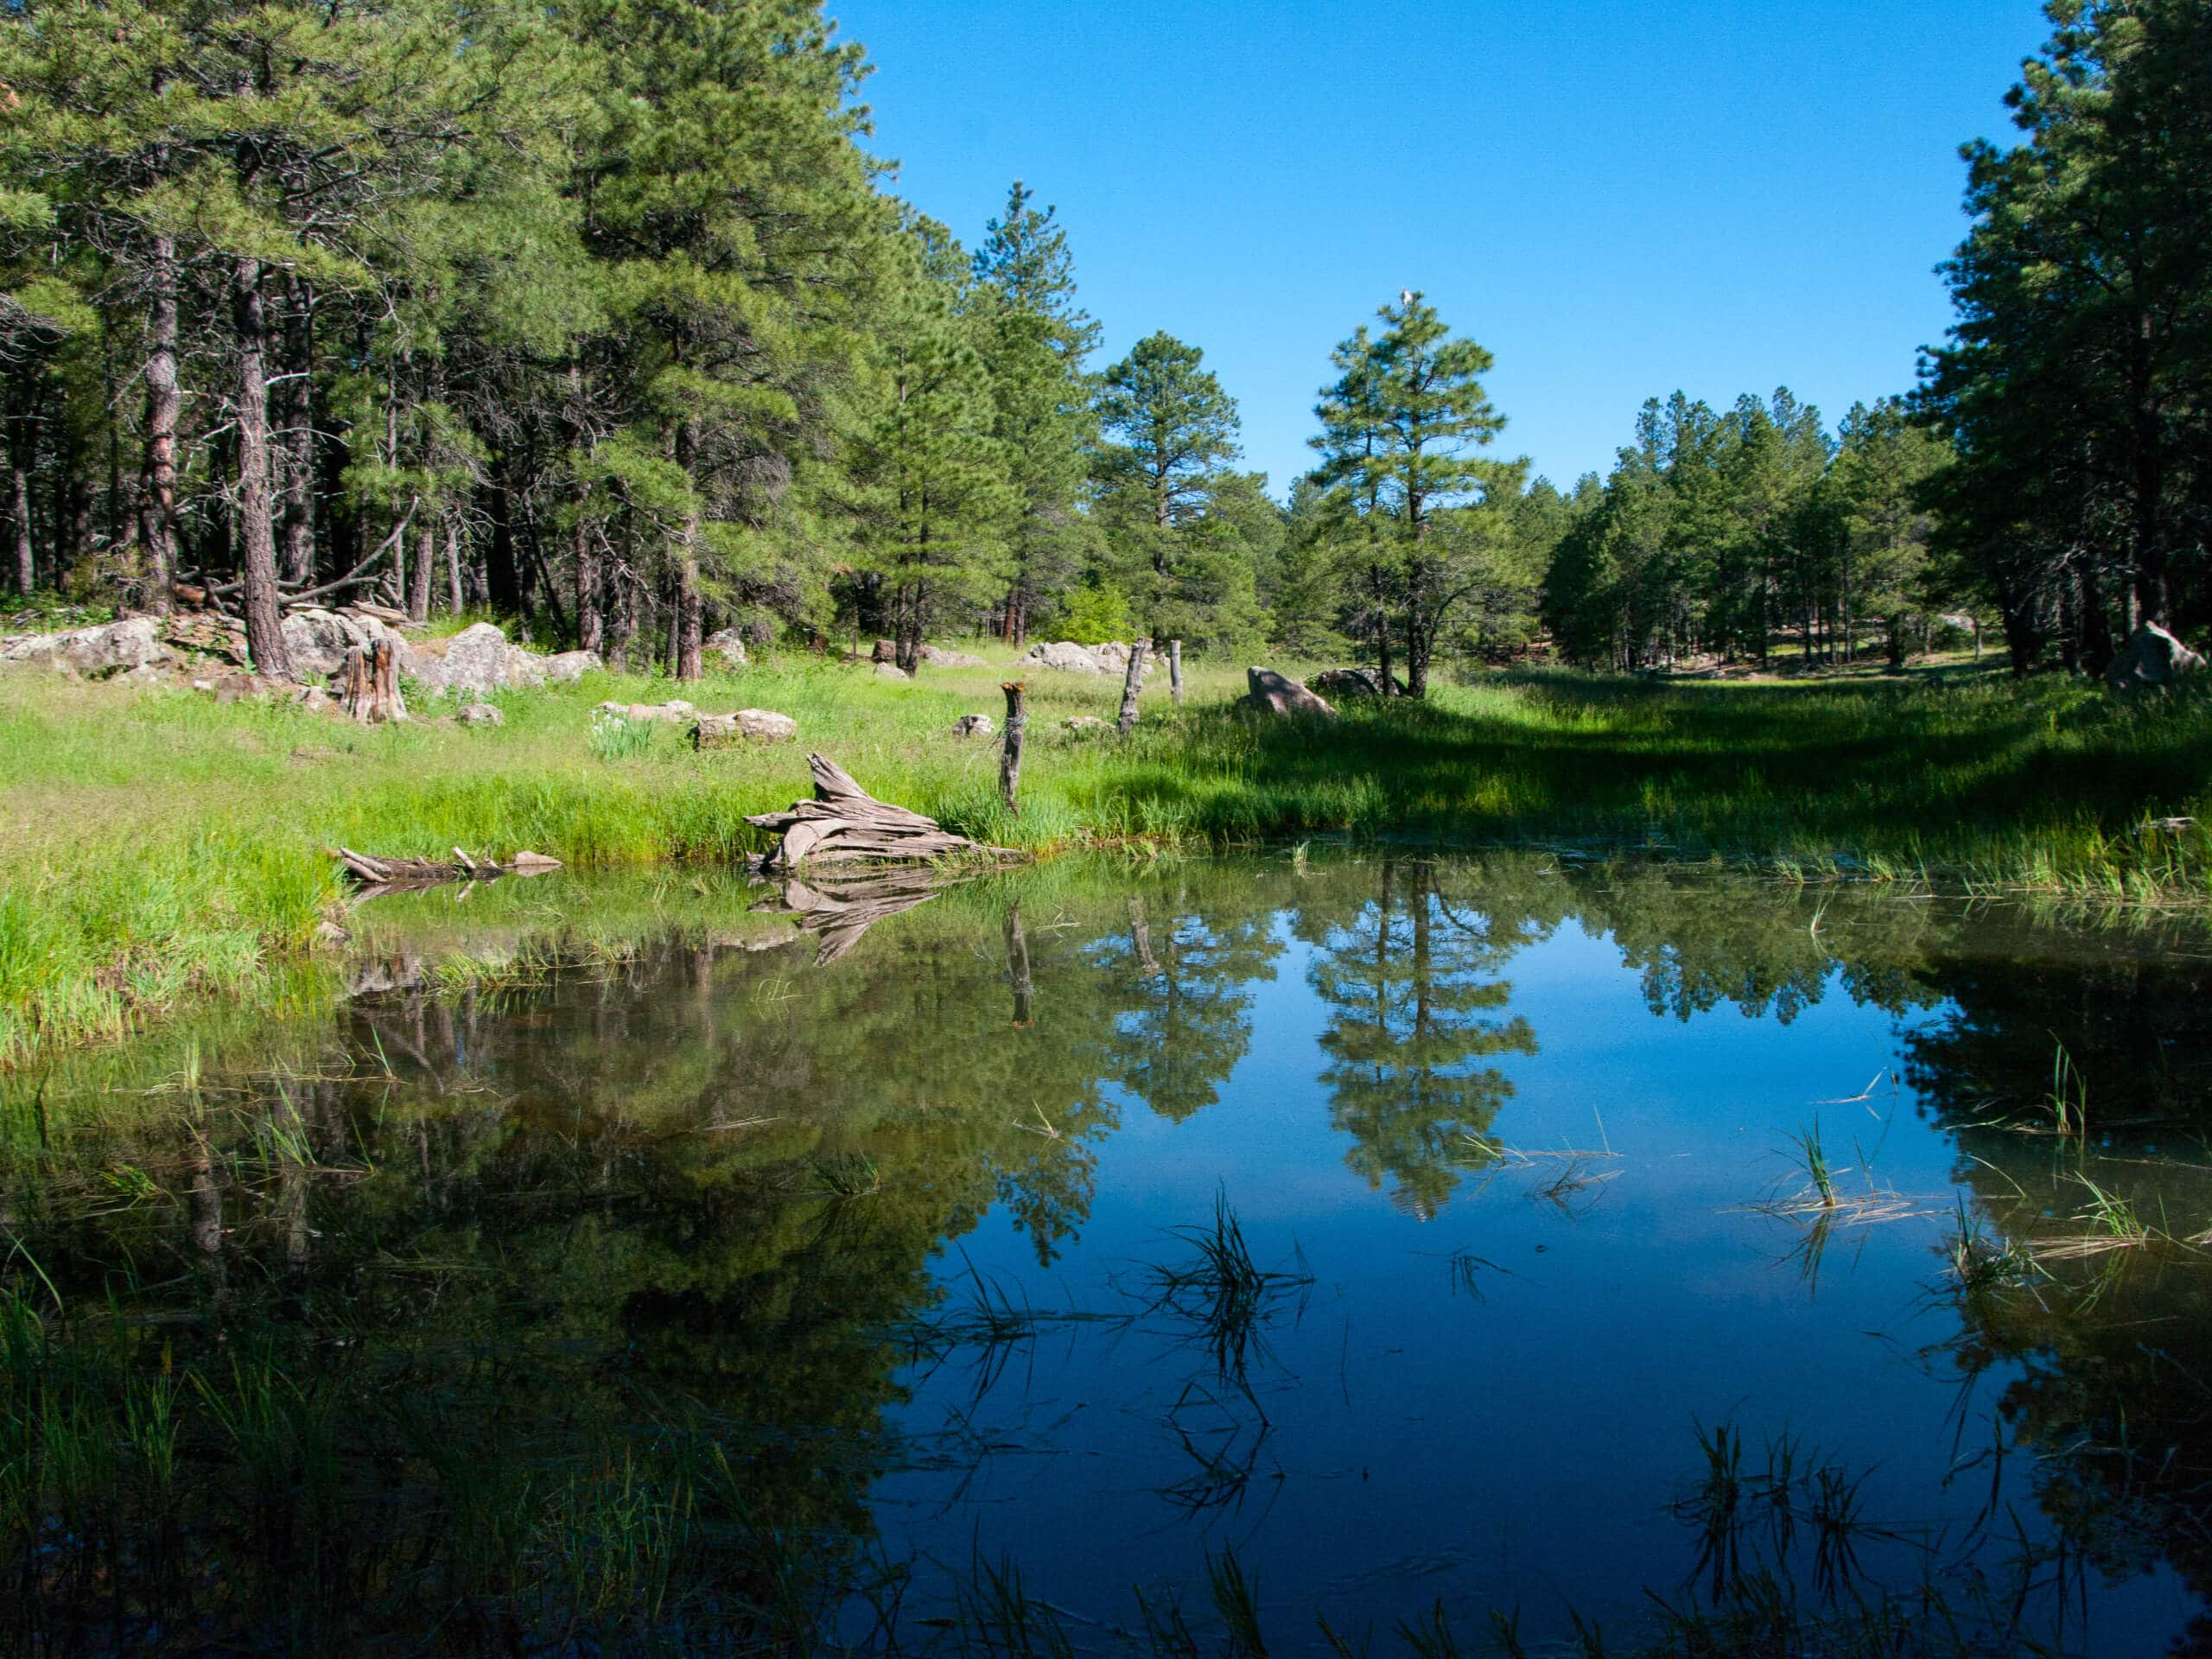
[280,609,365,678]
[2107,622,2205,694]
[702,628,748,669]
[871,638,898,664]
[2,615,174,677]
[1020,639,1108,674]
[1239,666,1337,719]
[543,650,601,683]
[690,709,798,748]
[920,645,988,669]
[874,662,912,682]
[416,621,546,696]
[1312,667,1403,699]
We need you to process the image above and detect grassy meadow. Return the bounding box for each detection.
[2,639,2209,1066]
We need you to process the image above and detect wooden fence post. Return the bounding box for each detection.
[1116,638,1149,734]
[999,680,1027,813]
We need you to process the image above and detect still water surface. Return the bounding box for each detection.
[10,855,2212,1654]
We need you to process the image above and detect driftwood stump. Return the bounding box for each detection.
[341,638,406,723]
[745,753,1025,871]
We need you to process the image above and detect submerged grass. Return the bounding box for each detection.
[4,646,2210,1065]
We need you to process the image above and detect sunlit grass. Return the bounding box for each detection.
[3,646,2209,1065]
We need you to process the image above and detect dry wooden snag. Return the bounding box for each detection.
[1000,681,1027,812]
[340,638,406,723]
[746,753,1025,871]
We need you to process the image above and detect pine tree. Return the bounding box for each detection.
[969,182,1099,644]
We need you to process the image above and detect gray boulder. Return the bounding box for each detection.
[951,713,995,737]
[1311,667,1402,699]
[874,662,912,682]
[702,628,748,668]
[1239,666,1337,719]
[457,702,505,727]
[2,615,174,677]
[1021,639,1107,674]
[921,645,988,669]
[2107,622,2205,694]
[280,608,365,678]
[543,649,601,683]
[690,708,798,748]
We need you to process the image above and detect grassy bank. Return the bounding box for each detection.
[3,645,2209,1065]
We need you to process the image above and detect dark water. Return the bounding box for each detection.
[7,855,2212,1655]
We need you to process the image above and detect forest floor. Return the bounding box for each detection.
[3,638,2208,1066]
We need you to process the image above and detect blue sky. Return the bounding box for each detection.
[830,1,2052,497]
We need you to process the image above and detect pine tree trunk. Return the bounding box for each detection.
[1168,638,1183,705]
[1372,564,1393,695]
[671,417,702,680]
[232,258,295,679]
[409,522,433,623]
[10,456,31,597]
[576,519,601,653]
[278,278,316,587]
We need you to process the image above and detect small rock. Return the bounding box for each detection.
[874,662,912,682]
[211,674,270,704]
[621,702,695,722]
[293,684,338,715]
[951,713,995,737]
[1062,715,1109,734]
[1239,667,1337,719]
[458,702,505,727]
[509,850,563,873]
[702,628,748,668]
[314,918,351,949]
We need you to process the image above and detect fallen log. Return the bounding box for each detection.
[333,846,562,893]
[745,753,1026,870]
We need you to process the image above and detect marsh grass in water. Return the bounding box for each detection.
[6,653,2212,1065]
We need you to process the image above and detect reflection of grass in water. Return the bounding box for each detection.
[1139,1187,1315,1418]
[809,1149,880,1198]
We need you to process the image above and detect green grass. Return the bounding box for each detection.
[3,643,2209,1066]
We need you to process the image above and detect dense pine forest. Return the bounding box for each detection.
[0,0,2202,684]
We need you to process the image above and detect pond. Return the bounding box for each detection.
[5,854,2212,1655]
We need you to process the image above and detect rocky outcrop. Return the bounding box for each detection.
[1239,667,1337,719]
[691,709,799,748]
[2,616,175,677]
[1312,667,1402,699]
[2107,623,2205,694]
[951,713,995,737]
[703,628,748,668]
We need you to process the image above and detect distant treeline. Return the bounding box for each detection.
[0,0,2201,683]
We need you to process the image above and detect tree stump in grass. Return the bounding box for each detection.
[340,639,406,723]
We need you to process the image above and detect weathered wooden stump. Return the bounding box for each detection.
[745,753,1024,870]
[340,638,407,723]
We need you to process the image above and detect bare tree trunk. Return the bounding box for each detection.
[408,522,434,623]
[232,257,296,679]
[445,517,463,616]
[10,452,31,597]
[279,277,315,586]
[672,420,702,680]
[1000,680,1026,812]
[1116,637,1149,734]
[1168,638,1183,705]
